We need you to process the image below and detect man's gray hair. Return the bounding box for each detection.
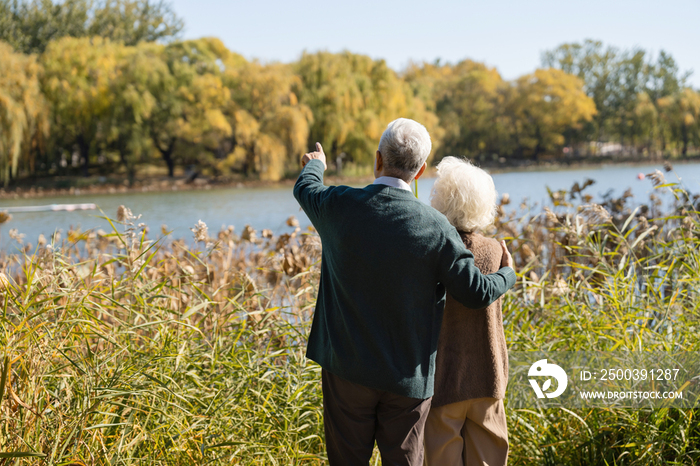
[378,118,432,180]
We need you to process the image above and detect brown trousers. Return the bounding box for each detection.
[322,369,432,466]
[423,398,509,466]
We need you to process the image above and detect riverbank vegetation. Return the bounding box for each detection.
[1,169,699,464]
[1,1,700,187]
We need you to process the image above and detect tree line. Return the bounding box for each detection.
[1,1,699,186]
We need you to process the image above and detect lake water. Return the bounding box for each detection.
[2,161,700,249]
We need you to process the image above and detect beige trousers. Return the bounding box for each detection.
[423,398,508,466]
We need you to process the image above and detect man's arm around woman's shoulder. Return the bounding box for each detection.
[438,227,516,310]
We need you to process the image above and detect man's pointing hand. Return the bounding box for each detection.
[302,142,327,170]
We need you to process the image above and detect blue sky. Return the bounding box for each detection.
[169,0,700,88]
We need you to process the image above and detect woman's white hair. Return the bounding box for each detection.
[430,156,498,232]
[378,118,431,181]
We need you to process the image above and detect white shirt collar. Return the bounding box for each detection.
[373,176,413,192]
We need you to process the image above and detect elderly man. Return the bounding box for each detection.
[293,118,516,466]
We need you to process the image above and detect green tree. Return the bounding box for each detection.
[542,40,619,141]
[543,41,693,156]
[0,0,89,54]
[0,0,182,54]
[610,49,647,147]
[88,0,183,46]
[644,51,688,153]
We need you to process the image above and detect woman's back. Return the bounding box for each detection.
[431,231,509,408]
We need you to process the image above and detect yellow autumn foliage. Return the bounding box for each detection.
[2,35,699,183]
[0,41,48,185]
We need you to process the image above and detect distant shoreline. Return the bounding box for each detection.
[2,155,698,201]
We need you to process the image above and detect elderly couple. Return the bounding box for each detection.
[293,118,515,466]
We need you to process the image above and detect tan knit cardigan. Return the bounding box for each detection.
[431,231,509,407]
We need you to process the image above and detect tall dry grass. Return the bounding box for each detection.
[1,209,325,465]
[498,167,700,465]
[1,166,699,464]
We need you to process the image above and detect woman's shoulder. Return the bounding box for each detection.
[478,234,502,251]
[459,232,503,271]
[459,231,501,249]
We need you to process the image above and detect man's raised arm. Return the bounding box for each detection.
[293,143,330,221]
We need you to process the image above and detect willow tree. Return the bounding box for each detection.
[660,88,700,155]
[142,37,240,177]
[105,41,167,182]
[164,38,314,181]
[504,68,597,158]
[220,61,313,180]
[142,46,182,177]
[0,41,48,185]
[41,36,124,176]
[296,51,440,169]
[175,71,233,170]
[633,91,659,154]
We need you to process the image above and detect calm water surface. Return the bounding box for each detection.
[2,161,700,248]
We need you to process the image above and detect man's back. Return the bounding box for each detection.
[294,159,516,399]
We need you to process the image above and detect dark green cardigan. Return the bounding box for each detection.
[293,159,516,399]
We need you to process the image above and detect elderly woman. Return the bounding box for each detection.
[424,156,510,466]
